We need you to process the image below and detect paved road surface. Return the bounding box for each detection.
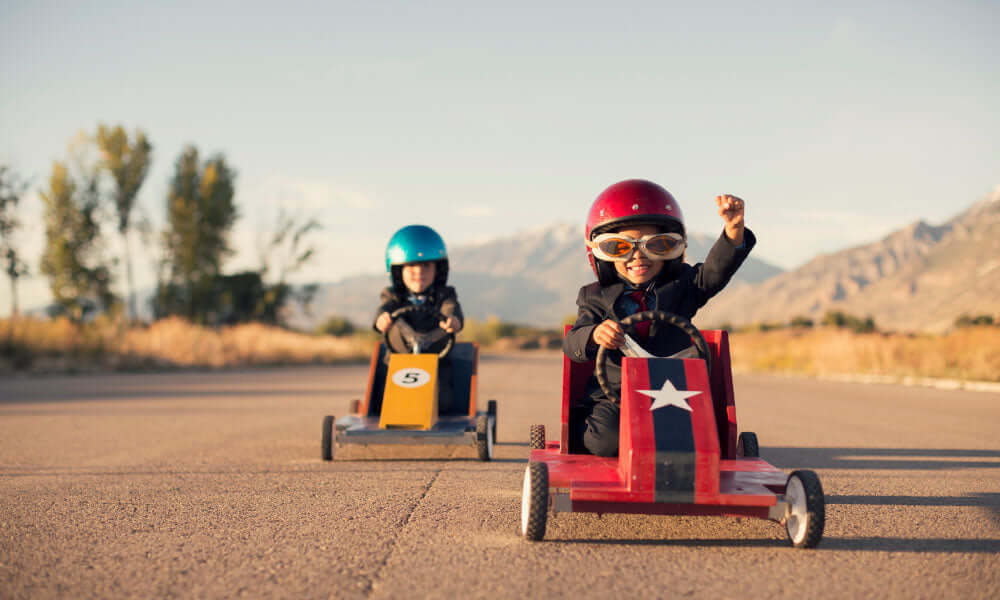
[2,353,998,598]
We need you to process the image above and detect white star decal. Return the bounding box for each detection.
[637,379,702,412]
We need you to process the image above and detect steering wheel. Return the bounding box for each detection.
[384,304,455,359]
[594,310,712,404]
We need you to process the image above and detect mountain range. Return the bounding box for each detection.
[293,226,783,330]
[296,187,998,333]
[697,186,1000,332]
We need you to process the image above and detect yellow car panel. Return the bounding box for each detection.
[379,353,439,430]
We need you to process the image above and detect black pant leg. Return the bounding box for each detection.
[570,399,620,457]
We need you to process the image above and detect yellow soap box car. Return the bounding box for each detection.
[321,305,497,461]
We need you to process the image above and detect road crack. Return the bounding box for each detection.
[361,468,442,597]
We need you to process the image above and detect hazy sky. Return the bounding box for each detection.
[2,0,997,315]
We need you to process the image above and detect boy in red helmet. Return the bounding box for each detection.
[563,179,754,457]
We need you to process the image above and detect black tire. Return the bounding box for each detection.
[521,462,549,541]
[349,399,361,415]
[785,470,824,548]
[529,424,546,450]
[487,399,498,442]
[737,431,759,458]
[476,414,493,461]
[321,415,335,461]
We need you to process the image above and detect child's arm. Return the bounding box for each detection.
[372,287,400,333]
[564,285,612,362]
[717,194,745,245]
[692,195,755,306]
[439,287,464,333]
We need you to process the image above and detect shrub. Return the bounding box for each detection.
[459,317,561,347]
[822,310,848,328]
[822,310,877,333]
[789,316,814,328]
[317,316,356,337]
[955,314,995,328]
[851,316,877,334]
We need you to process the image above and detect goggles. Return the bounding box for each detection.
[587,232,685,262]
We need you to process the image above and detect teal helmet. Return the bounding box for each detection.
[385,225,449,290]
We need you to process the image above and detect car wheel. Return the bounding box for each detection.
[476,414,493,461]
[785,470,824,548]
[521,462,549,541]
[488,399,498,442]
[321,415,335,461]
[529,424,546,450]
[737,431,759,458]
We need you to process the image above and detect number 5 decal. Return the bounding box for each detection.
[392,368,431,388]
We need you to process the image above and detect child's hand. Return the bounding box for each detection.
[375,312,392,333]
[592,319,625,350]
[716,194,745,245]
[439,316,462,333]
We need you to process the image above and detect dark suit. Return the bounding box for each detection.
[372,284,464,414]
[563,228,756,456]
[372,285,464,333]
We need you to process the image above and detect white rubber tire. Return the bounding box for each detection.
[476,414,493,461]
[785,470,824,548]
[520,462,548,541]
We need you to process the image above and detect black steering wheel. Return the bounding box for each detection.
[594,310,712,404]
[384,304,455,359]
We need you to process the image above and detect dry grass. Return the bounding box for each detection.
[4,317,999,382]
[730,326,1000,382]
[0,316,372,373]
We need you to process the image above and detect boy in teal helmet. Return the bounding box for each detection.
[373,225,464,413]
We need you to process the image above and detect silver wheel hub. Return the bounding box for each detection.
[785,475,808,544]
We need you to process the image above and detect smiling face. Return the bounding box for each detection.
[401,261,436,293]
[611,224,665,285]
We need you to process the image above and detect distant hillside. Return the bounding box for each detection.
[696,187,1000,332]
[296,224,784,329]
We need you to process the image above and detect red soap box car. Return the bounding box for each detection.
[521,312,825,548]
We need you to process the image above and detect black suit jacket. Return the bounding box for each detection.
[563,228,756,403]
[372,285,464,333]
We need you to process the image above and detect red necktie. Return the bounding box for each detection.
[628,291,650,339]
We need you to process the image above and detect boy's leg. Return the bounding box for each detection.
[570,399,620,457]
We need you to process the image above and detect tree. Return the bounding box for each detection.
[96,125,152,321]
[0,166,30,317]
[39,162,114,320]
[259,208,321,285]
[256,207,322,324]
[157,146,238,322]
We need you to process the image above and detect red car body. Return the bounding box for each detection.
[522,328,824,546]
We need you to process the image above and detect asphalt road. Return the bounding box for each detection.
[2,353,998,599]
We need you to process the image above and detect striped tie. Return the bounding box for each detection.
[628,290,650,339]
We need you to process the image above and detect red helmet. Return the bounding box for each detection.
[585,179,686,284]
